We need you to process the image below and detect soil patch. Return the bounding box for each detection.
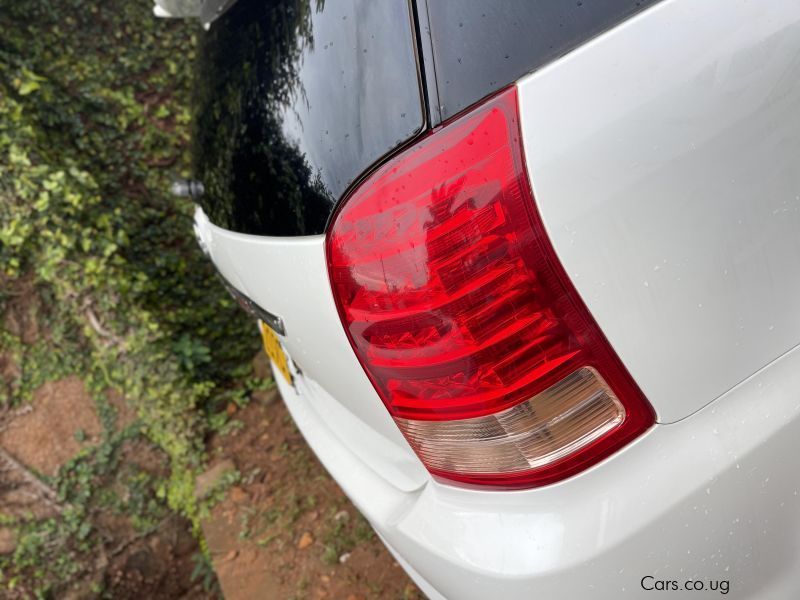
[203,389,423,599]
[0,376,102,476]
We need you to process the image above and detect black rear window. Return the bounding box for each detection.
[192,0,424,236]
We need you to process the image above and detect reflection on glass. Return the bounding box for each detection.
[192,0,423,236]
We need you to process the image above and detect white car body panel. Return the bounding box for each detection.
[196,202,800,599]
[274,329,800,599]
[194,210,427,491]
[518,0,800,423]
[194,0,800,596]
[152,0,201,18]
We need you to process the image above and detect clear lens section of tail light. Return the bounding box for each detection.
[327,87,654,489]
[395,368,625,485]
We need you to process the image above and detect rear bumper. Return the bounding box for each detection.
[275,342,800,600]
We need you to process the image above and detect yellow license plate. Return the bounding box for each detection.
[259,320,293,386]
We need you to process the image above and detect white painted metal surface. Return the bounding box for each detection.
[276,324,800,599]
[194,209,428,492]
[152,0,201,18]
[518,0,800,423]
[194,0,800,596]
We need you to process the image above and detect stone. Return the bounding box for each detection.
[297,531,314,550]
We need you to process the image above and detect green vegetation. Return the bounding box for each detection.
[0,0,263,595]
[320,510,374,567]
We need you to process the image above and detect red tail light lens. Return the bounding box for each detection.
[327,88,654,488]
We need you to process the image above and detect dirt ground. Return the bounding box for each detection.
[0,379,212,598]
[0,382,423,599]
[0,277,421,598]
[201,367,423,600]
[0,376,103,476]
[0,349,422,598]
[0,283,212,597]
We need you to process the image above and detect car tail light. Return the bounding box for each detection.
[327,87,654,488]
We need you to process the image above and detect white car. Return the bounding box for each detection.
[180,0,800,597]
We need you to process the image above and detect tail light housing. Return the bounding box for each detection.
[327,88,654,488]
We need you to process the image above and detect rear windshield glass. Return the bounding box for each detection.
[192,0,424,236]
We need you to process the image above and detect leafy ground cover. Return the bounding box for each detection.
[0,0,260,595]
